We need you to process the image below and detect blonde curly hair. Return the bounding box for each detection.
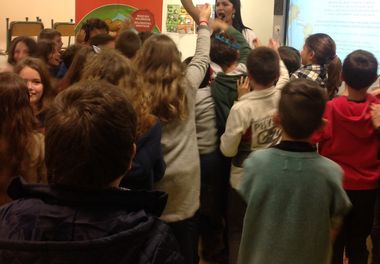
[133,34,188,123]
[81,49,154,138]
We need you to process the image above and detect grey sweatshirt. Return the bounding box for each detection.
[154,26,211,222]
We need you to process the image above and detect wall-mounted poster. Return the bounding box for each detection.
[166,5,194,34]
[76,0,163,33]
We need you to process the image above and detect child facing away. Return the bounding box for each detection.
[313,50,380,264]
[133,3,211,263]
[238,79,351,264]
[220,46,289,264]
[291,33,342,99]
[0,80,183,264]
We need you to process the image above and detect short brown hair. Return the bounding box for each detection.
[246,47,280,86]
[45,80,137,188]
[279,79,327,140]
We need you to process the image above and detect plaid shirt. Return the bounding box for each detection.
[291,64,328,88]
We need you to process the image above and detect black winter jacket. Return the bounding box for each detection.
[0,177,184,264]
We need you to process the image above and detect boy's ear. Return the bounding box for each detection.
[309,50,315,61]
[272,112,281,127]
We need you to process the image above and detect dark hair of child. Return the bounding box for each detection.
[246,47,280,86]
[210,31,239,68]
[38,29,61,41]
[342,49,378,90]
[138,31,154,45]
[58,46,95,92]
[35,39,56,64]
[81,18,109,42]
[7,36,38,65]
[45,80,137,188]
[88,33,114,47]
[305,33,342,97]
[61,44,82,69]
[279,79,327,139]
[116,31,142,59]
[183,56,211,89]
[278,46,301,76]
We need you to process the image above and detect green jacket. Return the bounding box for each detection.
[211,71,247,136]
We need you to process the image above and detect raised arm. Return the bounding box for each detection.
[185,4,211,90]
[180,0,200,24]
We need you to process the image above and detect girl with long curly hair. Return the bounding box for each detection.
[132,3,211,262]
[0,72,46,205]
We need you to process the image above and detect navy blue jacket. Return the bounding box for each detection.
[0,177,184,264]
[121,121,166,190]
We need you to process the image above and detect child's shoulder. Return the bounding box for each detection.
[244,148,282,167]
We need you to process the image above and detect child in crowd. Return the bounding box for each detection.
[14,57,56,130]
[278,46,301,76]
[0,80,183,263]
[116,30,142,59]
[210,25,251,136]
[133,3,211,263]
[370,103,380,263]
[291,33,342,99]
[0,72,46,205]
[36,39,65,79]
[138,31,154,44]
[58,46,94,92]
[313,50,379,264]
[238,79,351,264]
[81,49,165,191]
[88,33,115,49]
[61,44,82,69]
[76,18,109,45]
[220,46,289,263]
[38,28,63,51]
[1,36,37,72]
[184,56,226,262]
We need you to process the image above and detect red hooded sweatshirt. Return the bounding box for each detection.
[315,95,380,190]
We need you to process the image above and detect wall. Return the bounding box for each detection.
[0,0,75,52]
[0,0,277,58]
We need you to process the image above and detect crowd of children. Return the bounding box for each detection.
[0,0,379,263]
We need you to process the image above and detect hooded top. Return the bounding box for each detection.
[211,68,247,136]
[0,177,183,264]
[316,95,380,190]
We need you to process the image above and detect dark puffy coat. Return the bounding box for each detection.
[0,177,184,264]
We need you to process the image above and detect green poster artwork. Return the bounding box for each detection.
[166,4,194,34]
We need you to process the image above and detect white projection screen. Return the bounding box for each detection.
[285,0,380,65]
